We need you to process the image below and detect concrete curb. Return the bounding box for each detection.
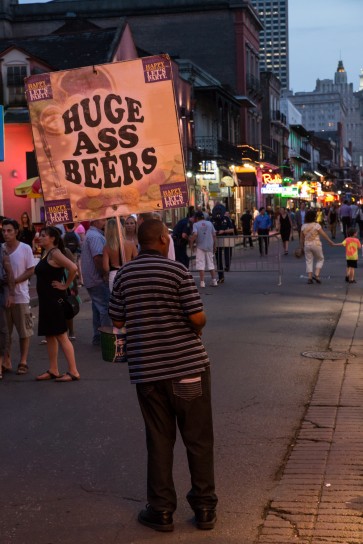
[257,290,363,543]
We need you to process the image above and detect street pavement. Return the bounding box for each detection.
[1,232,363,544]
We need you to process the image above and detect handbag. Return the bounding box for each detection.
[294,247,304,259]
[58,293,80,320]
[64,294,80,319]
[60,272,80,319]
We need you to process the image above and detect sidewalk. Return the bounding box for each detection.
[257,289,363,543]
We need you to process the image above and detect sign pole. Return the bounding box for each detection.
[115,216,127,265]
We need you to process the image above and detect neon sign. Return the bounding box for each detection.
[262,172,282,184]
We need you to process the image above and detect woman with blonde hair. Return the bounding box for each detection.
[102,218,137,291]
[124,215,138,245]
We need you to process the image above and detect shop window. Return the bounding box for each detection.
[7,65,27,106]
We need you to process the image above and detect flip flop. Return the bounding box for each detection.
[16,364,29,375]
[55,372,80,382]
[36,370,63,381]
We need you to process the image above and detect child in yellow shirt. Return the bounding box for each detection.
[335,227,361,283]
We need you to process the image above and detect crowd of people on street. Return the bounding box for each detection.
[1,197,363,532]
[1,199,361,380]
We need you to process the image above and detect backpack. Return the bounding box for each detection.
[63,231,80,254]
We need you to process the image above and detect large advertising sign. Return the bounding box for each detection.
[25,56,187,223]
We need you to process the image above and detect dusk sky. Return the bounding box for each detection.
[289,0,362,92]
[19,0,363,93]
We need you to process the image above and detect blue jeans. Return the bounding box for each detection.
[87,283,112,344]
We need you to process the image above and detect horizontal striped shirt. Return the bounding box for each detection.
[109,250,210,383]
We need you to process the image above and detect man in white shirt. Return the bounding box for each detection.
[2,219,35,375]
[189,211,218,288]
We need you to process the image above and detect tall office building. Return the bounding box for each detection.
[251,0,289,89]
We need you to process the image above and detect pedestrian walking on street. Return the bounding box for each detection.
[334,227,361,283]
[35,226,80,382]
[189,211,217,288]
[109,219,218,532]
[339,200,352,238]
[355,204,363,241]
[327,204,338,239]
[300,209,335,284]
[241,209,253,248]
[295,202,307,239]
[212,210,234,282]
[172,210,194,268]
[253,207,271,256]
[276,207,292,255]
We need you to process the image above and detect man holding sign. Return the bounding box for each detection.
[109,219,218,532]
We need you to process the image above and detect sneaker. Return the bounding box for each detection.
[200,281,206,288]
[216,278,224,284]
[211,279,218,287]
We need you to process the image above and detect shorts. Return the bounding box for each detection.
[6,303,34,338]
[195,248,215,271]
[346,260,357,269]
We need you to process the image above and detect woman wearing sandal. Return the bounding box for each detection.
[300,209,334,285]
[35,226,80,382]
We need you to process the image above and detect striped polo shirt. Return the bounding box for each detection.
[109,250,210,383]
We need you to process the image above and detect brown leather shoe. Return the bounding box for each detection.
[138,505,174,532]
[194,508,217,530]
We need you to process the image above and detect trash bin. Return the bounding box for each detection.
[98,326,127,363]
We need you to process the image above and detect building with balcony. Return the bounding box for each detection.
[0,0,263,217]
[260,71,288,169]
[0,20,195,222]
[0,0,264,198]
[177,59,244,212]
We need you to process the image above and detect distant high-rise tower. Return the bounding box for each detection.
[251,0,289,89]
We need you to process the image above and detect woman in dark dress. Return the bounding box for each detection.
[277,207,292,255]
[18,212,36,249]
[35,226,80,382]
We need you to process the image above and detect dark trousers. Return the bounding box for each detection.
[257,229,269,255]
[341,216,351,238]
[215,247,228,279]
[224,247,232,270]
[242,230,253,247]
[136,368,218,513]
[175,245,190,268]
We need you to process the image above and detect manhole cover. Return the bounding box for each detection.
[301,351,355,360]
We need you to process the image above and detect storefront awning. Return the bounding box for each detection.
[14,177,42,198]
[236,171,257,187]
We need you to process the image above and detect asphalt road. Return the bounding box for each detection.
[0,236,350,544]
